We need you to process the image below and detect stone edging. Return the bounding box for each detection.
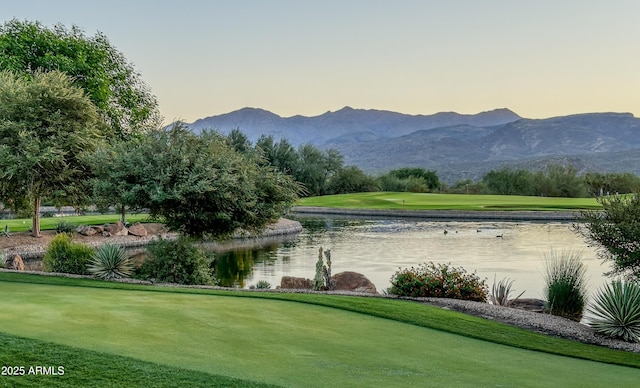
[290,206,581,221]
[3,218,303,260]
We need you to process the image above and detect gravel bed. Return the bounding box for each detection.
[407,296,640,353]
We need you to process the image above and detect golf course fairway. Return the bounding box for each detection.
[1,276,639,387]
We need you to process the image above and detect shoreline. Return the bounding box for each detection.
[290,206,581,221]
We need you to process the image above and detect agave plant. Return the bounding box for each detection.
[490,275,525,306]
[543,249,588,321]
[88,243,133,280]
[588,280,640,343]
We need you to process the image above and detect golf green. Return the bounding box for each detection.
[1,281,639,387]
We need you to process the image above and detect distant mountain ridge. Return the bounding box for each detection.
[184,108,640,183]
[188,106,521,145]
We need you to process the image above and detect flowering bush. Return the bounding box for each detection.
[389,262,488,302]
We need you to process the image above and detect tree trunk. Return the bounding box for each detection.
[120,203,126,224]
[32,196,41,238]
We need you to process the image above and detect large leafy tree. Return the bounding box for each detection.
[0,19,160,138]
[576,193,640,280]
[0,70,102,237]
[116,124,300,239]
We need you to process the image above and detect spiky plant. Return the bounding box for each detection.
[588,280,640,343]
[490,275,525,306]
[88,243,133,280]
[544,249,589,321]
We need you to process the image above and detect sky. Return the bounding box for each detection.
[4,0,640,124]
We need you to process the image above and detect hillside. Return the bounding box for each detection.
[183,108,640,183]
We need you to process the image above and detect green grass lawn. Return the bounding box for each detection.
[297,192,601,211]
[1,273,639,387]
[0,214,151,233]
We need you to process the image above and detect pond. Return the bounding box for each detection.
[216,215,611,299]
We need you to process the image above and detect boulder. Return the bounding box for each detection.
[279,276,313,289]
[77,225,97,236]
[5,254,24,271]
[104,221,128,236]
[331,271,377,294]
[509,298,547,313]
[128,222,148,237]
[92,225,105,234]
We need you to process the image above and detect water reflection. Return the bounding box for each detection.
[221,215,610,298]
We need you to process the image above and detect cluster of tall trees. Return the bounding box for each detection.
[0,20,298,238]
[480,166,640,198]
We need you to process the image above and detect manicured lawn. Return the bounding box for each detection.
[297,192,601,211]
[1,273,639,387]
[0,214,151,233]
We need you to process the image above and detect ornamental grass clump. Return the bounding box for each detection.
[88,243,133,280]
[544,250,588,321]
[389,262,488,302]
[490,275,525,306]
[588,280,640,343]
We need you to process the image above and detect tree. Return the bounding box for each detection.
[0,19,160,138]
[388,167,440,192]
[576,193,640,280]
[482,168,534,196]
[122,124,301,239]
[0,70,102,237]
[325,166,379,194]
[295,145,343,196]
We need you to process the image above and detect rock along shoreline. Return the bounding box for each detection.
[290,206,580,222]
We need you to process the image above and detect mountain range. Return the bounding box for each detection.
[184,107,640,183]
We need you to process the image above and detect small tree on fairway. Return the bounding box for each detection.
[0,70,102,237]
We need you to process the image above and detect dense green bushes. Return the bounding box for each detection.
[137,237,214,285]
[389,262,488,302]
[43,233,94,275]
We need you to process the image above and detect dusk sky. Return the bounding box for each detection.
[5,1,640,124]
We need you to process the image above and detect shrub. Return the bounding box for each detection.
[0,251,6,267]
[313,247,333,291]
[43,233,93,274]
[490,275,525,306]
[389,262,488,302]
[55,220,76,234]
[88,243,134,280]
[543,250,588,321]
[250,280,272,289]
[138,237,214,285]
[588,280,640,343]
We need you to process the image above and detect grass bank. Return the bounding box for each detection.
[297,192,600,211]
[0,214,150,233]
[1,272,639,387]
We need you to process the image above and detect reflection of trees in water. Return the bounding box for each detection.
[213,245,280,287]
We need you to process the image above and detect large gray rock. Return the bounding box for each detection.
[104,221,128,236]
[279,276,313,289]
[509,298,547,313]
[77,225,97,236]
[331,271,377,294]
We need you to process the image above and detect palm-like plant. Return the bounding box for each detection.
[490,275,525,306]
[544,249,588,321]
[88,243,133,280]
[588,280,640,343]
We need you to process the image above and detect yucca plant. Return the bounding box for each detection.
[490,275,525,306]
[588,280,640,343]
[543,249,588,321]
[88,243,133,280]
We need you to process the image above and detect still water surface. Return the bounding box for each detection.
[217,215,610,298]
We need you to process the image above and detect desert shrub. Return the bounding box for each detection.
[88,243,134,280]
[389,262,488,302]
[313,247,333,291]
[43,233,93,274]
[138,236,214,285]
[250,280,272,289]
[490,275,525,306]
[588,280,640,343]
[544,250,588,321]
[55,220,76,234]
